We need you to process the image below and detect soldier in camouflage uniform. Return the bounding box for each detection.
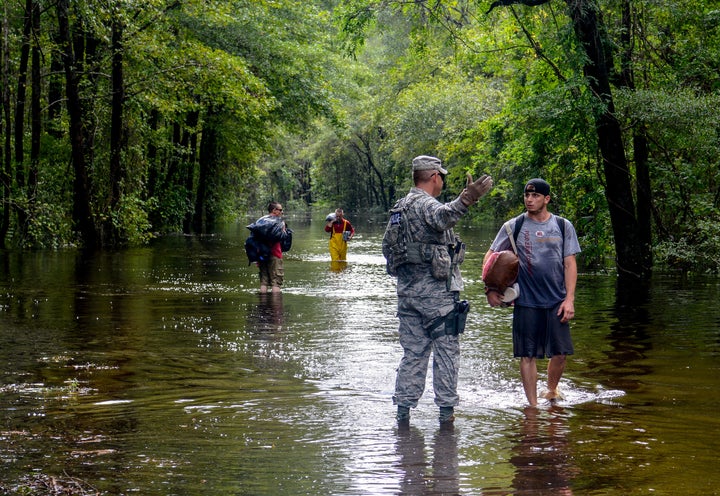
[382,155,493,425]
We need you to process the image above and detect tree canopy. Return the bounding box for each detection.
[1,0,719,275]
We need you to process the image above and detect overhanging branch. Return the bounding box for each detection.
[486,0,551,15]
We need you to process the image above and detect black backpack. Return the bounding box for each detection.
[244,234,271,265]
[280,227,293,252]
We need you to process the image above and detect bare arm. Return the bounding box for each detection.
[557,254,577,323]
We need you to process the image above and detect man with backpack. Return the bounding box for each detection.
[484,178,581,406]
[246,202,291,294]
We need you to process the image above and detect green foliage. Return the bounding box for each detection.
[111,194,155,246]
[1,0,719,277]
[23,201,76,250]
[0,0,342,246]
[655,218,720,274]
[20,141,76,249]
[150,184,190,234]
[613,87,720,272]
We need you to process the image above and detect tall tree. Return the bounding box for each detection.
[618,0,652,271]
[565,0,650,281]
[485,0,650,281]
[57,0,96,247]
[14,0,33,234]
[0,4,11,246]
[29,0,41,226]
[108,5,126,244]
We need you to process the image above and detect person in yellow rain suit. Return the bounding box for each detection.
[325,208,355,262]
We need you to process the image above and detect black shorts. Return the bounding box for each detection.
[512,304,574,358]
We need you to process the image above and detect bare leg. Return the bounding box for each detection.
[544,354,567,400]
[259,284,268,294]
[271,285,282,293]
[520,357,538,406]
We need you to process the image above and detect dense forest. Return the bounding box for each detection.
[1,0,719,280]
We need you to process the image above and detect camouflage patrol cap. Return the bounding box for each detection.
[412,155,448,174]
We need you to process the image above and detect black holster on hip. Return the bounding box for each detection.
[429,299,470,339]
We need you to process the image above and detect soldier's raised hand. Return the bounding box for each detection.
[460,173,493,206]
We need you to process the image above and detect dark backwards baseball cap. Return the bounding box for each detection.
[524,178,551,196]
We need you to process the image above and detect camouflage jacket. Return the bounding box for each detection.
[382,187,468,298]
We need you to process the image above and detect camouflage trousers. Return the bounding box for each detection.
[393,296,460,409]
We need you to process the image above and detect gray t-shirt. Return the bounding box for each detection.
[489,214,581,308]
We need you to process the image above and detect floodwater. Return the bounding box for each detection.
[1,214,719,495]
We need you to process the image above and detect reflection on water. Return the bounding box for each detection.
[1,217,720,494]
[510,406,576,495]
[330,260,349,272]
[395,423,459,495]
[247,292,285,334]
[592,282,655,393]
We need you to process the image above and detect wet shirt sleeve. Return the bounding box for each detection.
[407,190,467,244]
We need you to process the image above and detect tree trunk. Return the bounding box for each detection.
[352,132,388,210]
[619,0,652,271]
[14,0,32,234]
[194,111,219,234]
[633,127,652,258]
[167,121,181,183]
[29,0,40,209]
[1,8,11,247]
[72,11,98,172]
[299,159,312,205]
[566,0,650,281]
[147,109,159,199]
[108,13,126,243]
[57,0,97,247]
[182,110,199,233]
[47,33,64,138]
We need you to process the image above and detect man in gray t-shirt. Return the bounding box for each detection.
[484,178,581,406]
